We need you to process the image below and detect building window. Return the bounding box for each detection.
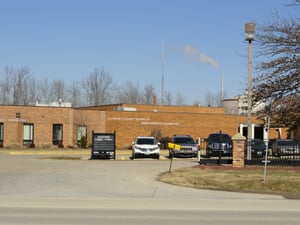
[77,125,87,147]
[53,124,63,145]
[0,123,3,147]
[23,123,34,146]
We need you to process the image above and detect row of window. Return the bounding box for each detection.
[0,123,87,147]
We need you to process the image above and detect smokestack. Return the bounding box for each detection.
[153,96,157,105]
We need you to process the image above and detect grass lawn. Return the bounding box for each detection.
[159,166,300,199]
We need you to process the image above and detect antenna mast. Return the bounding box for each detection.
[161,41,165,105]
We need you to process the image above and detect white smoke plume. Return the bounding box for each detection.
[182,45,220,69]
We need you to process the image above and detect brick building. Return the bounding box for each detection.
[0,103,288,149]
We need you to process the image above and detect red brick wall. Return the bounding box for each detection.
[0,106,73,148]
[0,105,289,149]
[104,110,250,149]
[73,109,106,146]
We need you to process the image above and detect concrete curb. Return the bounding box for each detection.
[0,149,170,155]
[0,149,171,161]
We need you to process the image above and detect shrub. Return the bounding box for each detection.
[79,136,87,148]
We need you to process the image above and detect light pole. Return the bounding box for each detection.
[245,22,255,160]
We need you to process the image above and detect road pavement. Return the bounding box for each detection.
[0,151,299,225]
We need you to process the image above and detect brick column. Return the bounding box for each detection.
[232,133,246,168]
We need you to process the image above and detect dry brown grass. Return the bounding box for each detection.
[159,166,300,199]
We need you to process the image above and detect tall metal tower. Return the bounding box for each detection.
[161,41,165,105]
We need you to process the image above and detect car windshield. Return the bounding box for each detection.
[208,134,230,142]
[174,137,195,144]
[277,140,298,146]
[136,138,155,145]
[252,140,265,145]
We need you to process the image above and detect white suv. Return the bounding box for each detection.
[132,136,160,159]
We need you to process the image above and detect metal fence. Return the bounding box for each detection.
[198,138,300,167]
[244,139,300,167]
[198,138,233,165]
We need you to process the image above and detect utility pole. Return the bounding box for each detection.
[245,22,256,160]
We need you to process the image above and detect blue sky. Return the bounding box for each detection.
[0,0,297,104]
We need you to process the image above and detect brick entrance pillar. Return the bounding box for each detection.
[232,133,246,168]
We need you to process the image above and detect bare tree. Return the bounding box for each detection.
[193,99,202,106]
[0,66,13,104]
[22,77,37,105]
[116,81,142,104]
[11,66,32,105]
[253,11,300,129]
[68,80,83,107]
[36,78,52,103]
[143,84,156,104]
[83,68,114,105]
[175,92,185,105]
[204,91,220,107]
[0,66,37,105]
[50,79,67,102]
[164,91,173,105]
[0,82,7,104]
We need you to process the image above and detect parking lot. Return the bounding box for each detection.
[0,150,199,199]
[1,151,300,225]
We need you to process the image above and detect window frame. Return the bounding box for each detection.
[77,125,87,146]
[23,123,34,146]
[52,124,63,145]
[0,123,3,147]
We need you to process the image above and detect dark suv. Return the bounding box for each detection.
[249,139,267,158]
[206,133,232,157]
[271,139,300,157]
